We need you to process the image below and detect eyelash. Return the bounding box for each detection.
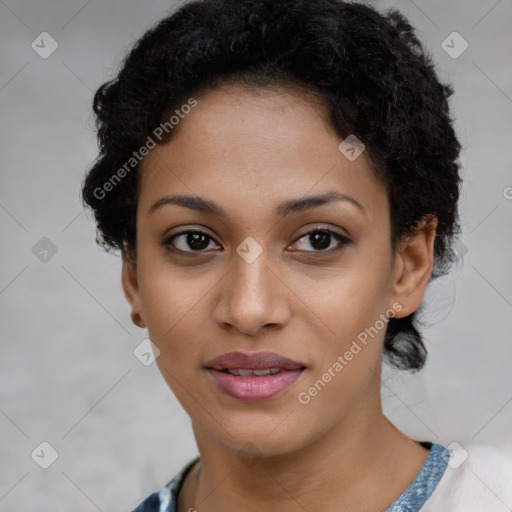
[162,228,352,256]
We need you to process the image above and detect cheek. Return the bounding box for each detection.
[295,277,387,422]
[136,253,212,368]
[291,260,391,395]
[292,260,391,345]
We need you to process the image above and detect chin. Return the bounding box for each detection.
[203,413,316,459]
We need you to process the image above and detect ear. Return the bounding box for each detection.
[390,215,438,318]
[121,257,147,328]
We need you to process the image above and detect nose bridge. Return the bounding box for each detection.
[214,241,289,335]
[233,249,271,303]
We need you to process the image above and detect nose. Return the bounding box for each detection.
[212,248,292,337]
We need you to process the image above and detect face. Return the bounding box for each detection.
[122,83,434,458]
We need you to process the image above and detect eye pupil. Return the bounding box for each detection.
[310,231,331,250]
[188,232,209,250]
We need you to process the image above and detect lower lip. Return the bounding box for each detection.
[207,369,304,402]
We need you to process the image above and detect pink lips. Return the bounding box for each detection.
[205,351,306,402]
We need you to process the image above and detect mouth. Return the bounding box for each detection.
[204,351,306,402]
[219,367,288,376]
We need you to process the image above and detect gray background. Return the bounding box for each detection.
[1,0,511,510]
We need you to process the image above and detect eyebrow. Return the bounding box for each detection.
[147,191,364,218]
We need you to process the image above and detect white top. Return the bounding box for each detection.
[421,442,512,511]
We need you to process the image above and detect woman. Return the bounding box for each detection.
[81,0,511,510]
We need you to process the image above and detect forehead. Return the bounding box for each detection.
[138,83,388,225]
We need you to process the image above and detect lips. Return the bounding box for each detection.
[224,367,282,376]
[205,351,306,402]
[205,351,306,371]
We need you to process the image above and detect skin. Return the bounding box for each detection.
[122,83,438,512]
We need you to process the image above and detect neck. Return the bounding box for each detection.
[178,402,429,512]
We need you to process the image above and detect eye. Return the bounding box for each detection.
[289,229,351,254]
[163,230,221,253]
[163,227,351,256]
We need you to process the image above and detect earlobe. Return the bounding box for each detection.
[391,215,438,318]
[121,258,147,328]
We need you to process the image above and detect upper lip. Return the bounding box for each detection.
[205,351,306,371]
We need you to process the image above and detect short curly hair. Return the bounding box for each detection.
[81,0,462,372]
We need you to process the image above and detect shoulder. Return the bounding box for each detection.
[129,457,200,512]
[421,441,512,511]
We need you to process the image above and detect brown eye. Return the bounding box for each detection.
[290,229,351,254]
[164,230,221,253]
